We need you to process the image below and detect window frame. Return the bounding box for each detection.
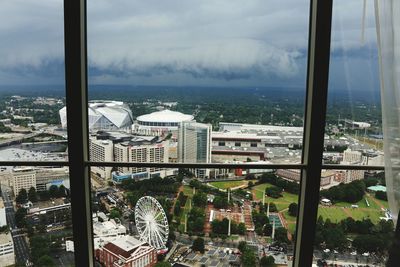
[0,0,394,266]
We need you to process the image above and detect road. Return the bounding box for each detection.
[2,185,30,265]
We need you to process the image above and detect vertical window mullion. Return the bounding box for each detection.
[294,0,333,266]
[64,0,93,266]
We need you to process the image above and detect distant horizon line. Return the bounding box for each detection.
[0,84,380,93]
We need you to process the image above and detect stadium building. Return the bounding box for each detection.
[134,109,194,137]
[59,101,133,132]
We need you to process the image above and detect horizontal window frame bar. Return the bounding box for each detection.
[85,161,305,169]
[0,161,69,167]
[0,161,385,171]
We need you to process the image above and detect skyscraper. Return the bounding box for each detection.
[178,121,212,178]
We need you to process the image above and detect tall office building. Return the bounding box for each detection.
[89,138,114,180]
[11,167,36,195]
[178,122,212,178]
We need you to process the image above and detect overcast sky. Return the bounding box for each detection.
[0,0,380,92]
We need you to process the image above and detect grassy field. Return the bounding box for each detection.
[282,210,297,234]
[252,183,299,211]
[209,180,256,190]
[176,185,195,232]
[253,182,388,230]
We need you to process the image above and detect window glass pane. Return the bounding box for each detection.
[323,0,383,167]
[87,0,310,171]
[91,167,298,266]
[315,2,394,265]
[0,1,67,162]
[0,165,74,266]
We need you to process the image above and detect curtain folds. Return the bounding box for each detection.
[375,0,400,224]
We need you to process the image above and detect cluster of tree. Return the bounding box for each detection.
[0,121,11,133]
[258,173,299,195]
[122,177,179,195]
[30,231,69,266]
[375,190,387,201]
[325,145,348,153]
[192,192,207,208]
[213,195,229,209]
[192,237,205,253]
[265,186,283,198]
[211,218,246,236]
[315,216,394,254]
[257,202,278,213]
[187,207,205,234]
[320,180,365,203]
[260,255,275,267]
[174,191,187,216]
[109,208,122,219]
[16,186,69,205]
[288,203,298,217]
[238,241,257,267]
[252,210,272,236]
[15,208,27,228]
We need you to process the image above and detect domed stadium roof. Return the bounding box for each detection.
[59,101,133,131]
[137,109,194,123]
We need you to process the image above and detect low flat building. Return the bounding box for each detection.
[0,232,15,267]
[93,219,127,237]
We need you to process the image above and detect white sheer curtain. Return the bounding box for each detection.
[375,0,400,224]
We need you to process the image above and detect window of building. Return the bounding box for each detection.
[0,0,398,266]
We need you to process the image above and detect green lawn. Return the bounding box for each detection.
[209,180,250,190]
[252,183,299,212]
[176,186,195,232]
[182,185,194,197]
[317,206,350,223]
[282,210,297,234]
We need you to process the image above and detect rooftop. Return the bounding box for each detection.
[137,109,194,123]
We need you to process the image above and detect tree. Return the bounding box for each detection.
[15,208,27,228]
[58,185,67,197]
[37,255,55,267]
[193,192,207,208]
[174,200,181,216]
[16,188,28,204]
[49,185,59,198]
[260,255,275,267]
[213,196,228,209]
[192,237,205,253]
[248,181,254,188]
[238,241,248,253]
[237,223,246,235]
[265,186,283,198]
[288,203,298,217]
[109,208,121,219]
[274,227,289,244]
[155,262,171,267]
[375,190,387,201]
[241,249,256,267]
[28,187,38,202]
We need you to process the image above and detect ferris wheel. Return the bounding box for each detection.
[134,196,169,251]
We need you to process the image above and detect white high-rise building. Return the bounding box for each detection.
[89,138,113,180]
[178,122,212,178]
[0,198,6,227]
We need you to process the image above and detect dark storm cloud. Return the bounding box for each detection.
[0,0,379,88]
